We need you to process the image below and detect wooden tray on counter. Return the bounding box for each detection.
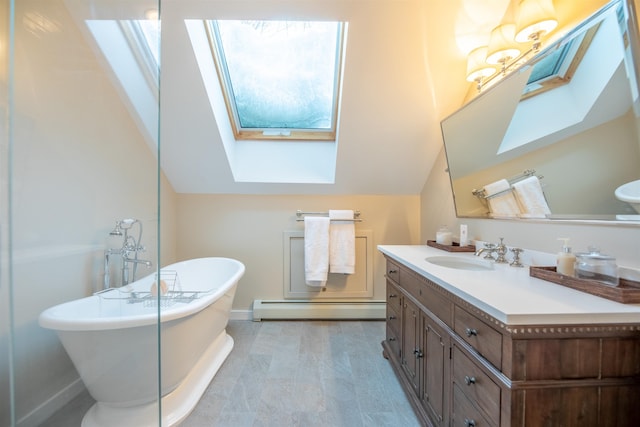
[529,266,640,304]
[427,240,476,253]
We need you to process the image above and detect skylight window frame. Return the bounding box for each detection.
[119,19,161,96]
[521,23,600,100]
[205,20,346,141]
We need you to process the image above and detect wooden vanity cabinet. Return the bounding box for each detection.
[382,256,640,427]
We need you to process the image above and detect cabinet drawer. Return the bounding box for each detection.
[452,384,496,427]
[454,307,502,369]
[400,268,421,299]
[386,260,400,284]
[387,303,400,336]
[386,325,401,359]
[387,281,402,313]
[452,346,500,426]
[417,278,452,327]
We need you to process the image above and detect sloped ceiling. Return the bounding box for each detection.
[159,0,442,195]
[69,0,609,195]
[159,0,607,195]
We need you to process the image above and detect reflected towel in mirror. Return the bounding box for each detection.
[512,176,551,218]
[483,179,521,217]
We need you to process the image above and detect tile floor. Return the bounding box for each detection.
[43,320,421,427]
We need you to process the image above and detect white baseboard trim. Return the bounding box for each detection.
[229,310,253,321]
[251,300,386,321]
[17,378,85,427]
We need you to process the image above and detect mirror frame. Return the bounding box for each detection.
[441,0,640,224]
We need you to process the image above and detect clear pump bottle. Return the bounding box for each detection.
[556,237,576,276]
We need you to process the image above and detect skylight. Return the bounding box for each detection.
[207,20,345,141]
[521,23,600,99]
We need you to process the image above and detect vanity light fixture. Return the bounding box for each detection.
[486,23,521,74]
[466,0,558,91]
[515,0,558,50]
[466,46,497,91]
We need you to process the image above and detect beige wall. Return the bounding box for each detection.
[175,194,421,311]
[421,148,640,270]
[451,111,640,216]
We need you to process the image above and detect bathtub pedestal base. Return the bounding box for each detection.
[81,330,234,427]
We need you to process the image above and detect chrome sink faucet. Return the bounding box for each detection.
[494,237,509,263]
[475,238,524,267]
[474,243,496,259]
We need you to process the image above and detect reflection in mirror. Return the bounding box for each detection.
[441,0,640,221]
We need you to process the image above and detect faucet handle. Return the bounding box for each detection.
[483,243,497,260]
[510,248,524,268]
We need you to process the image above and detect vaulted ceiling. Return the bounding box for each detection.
[70,0,609,195]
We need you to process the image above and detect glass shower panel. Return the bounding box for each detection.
[5,0,161,425]
[1,1,12,425]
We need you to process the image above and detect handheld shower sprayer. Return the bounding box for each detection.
[120,218,137,229]
[104,218,151,288]
[109,221,123,236]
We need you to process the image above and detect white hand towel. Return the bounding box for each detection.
[304,217,330,287]
[512,176,551,218]
[328,210,355,274]
[483,179,521,217]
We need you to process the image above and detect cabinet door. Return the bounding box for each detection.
[422,313,448,426]
[401,297,421,395]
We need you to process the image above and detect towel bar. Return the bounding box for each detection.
[472,170,544,199]
[295,210,363,222]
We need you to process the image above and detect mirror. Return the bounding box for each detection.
[441,0,640,221]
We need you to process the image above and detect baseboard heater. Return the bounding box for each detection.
[252,300,386,321]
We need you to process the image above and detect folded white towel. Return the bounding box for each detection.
[512,176,551,218]
[483,179,521,217]
[304,217,330,287]
[483,179,511,197]
[328,210,355,274]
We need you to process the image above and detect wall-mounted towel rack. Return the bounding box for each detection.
[296,210,363,222]
[472,169,544,199]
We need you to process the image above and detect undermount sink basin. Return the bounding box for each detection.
[615,179,640,213]
[425,256,494,271]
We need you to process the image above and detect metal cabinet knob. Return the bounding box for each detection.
[413,348,424,358]
[464,375,476,385]
[464,419,476,427]
[389,315,397,320]
[388,293,398,298]
[465,327,478,337]
[389,269,398,274]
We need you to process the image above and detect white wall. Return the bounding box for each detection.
[174,194,421,312]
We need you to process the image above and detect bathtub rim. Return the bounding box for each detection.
[38,257,245,332]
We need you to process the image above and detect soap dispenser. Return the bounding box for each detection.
[557,238,576,276]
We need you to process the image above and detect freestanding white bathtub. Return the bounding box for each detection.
[39,257,245,427]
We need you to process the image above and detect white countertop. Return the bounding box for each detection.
[378,245,640,326]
